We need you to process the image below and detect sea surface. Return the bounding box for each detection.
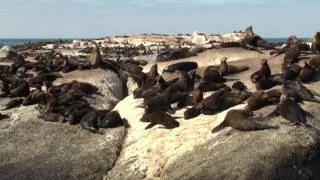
[0,38,311,46]
[0,39,74,46]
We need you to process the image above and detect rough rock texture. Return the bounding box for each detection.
[54,68,124,109]
[0,46,18,59]
[107,48,320,179]
[0,68,126,180]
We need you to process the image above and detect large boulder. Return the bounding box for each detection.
[0,46,18,59]
[106,49,320,179]
[0,68,125,180]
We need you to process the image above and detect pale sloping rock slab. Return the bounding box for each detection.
[106,95,247,179]
[164,103,320,180]
[0,69,126,180]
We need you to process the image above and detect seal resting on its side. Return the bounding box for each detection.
[212,109,278,133]
[140,111,180,129]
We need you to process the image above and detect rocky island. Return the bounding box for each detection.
[1,26,320,180]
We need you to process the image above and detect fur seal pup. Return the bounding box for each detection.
[98,111,127,128]
[184,107,201,120]
[267,95,307,125]
[250,59,271,83]
[282,81,320,103]
[68,108,92,125]
[311,32,320,52]
[140,111,180,129]
[70,80,99,95]
[1,98,23,110]
[162,62,198,73]
[80,109,102,133]
[212,109,278,133]
[297,61,314,82]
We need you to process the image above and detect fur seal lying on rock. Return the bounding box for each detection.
[212,109,278,133]
[297,61,314,82]
[267,95,308,125]
[1,98,23,110]
[309,55,320,72]
[282,81,320,103]
[219,57,249,76]
[162,62,198,73]
[140,111,180,129]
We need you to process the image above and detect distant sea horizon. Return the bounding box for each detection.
[0,38,311,46]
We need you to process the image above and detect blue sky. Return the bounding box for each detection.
[0,0,318,38]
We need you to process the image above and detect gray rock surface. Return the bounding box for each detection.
[107,48,320,180]
[0,46,18,59]
[0,68,126,180]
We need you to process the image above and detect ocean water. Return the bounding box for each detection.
[0,39,74,46]
[0,38,311,46]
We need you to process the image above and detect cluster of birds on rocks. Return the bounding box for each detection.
[1,27,320,134]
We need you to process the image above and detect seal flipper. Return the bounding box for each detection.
[212,122,227,133]
[184,107,201,120]
[145,122,156,130]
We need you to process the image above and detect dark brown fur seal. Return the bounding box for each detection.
[203,67,225,83]
[198,81,228,92]
[143,87,175,113]
[297,61,314,82]
[9,78,30,97]
[140,111,179,129]
[184,107,201,120]
[212,109,278,133]
[267,95,308,125]
[177,85,203,108]
[282,81,320,103]
[255,75,282,90]
[199,88,228,115]
[28,72,62,88]
[146,64,158,79]
[250,59,271,83]
[309,55,320,72]
[1,98,23,110]
[162,62,198,73]
[98,111,126,128]
[80,109,101,133]
[219,57,249,76]
[245,89,281,112]
[162,70,193,92]
[232,81,247,91]
[282,63,301,81]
